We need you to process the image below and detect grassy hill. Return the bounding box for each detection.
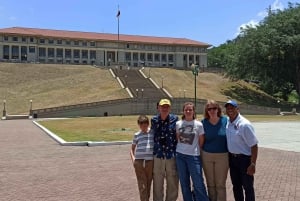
[0,63,279,114]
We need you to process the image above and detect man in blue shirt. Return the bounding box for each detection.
[151,99,179,201]
[225,100,258,201]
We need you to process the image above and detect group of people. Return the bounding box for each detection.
[130,98,258,201]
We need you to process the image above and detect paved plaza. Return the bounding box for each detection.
[0,119,299,201]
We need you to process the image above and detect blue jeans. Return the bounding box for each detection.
[176,152,209,201]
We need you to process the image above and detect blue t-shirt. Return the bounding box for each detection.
[201,116,228,153]
[151,114,178,159]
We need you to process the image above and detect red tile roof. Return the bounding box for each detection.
[0,27,211,47]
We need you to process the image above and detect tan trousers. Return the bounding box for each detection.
[134,159,154,201]
[153,157,178,201]
[201,151,229,201]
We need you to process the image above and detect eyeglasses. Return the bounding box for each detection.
[207,107,217,111]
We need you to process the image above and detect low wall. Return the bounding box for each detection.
[32,98,280,118]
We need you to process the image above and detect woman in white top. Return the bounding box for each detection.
[176,102,209,201]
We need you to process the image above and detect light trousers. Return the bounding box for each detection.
[201,151,229,201]
[153,157,178,201]
[134,159,154,201]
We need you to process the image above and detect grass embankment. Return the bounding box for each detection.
[39,115,300,142]
[1,63,280,114]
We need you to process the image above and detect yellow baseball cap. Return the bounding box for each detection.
[159,99,171,106]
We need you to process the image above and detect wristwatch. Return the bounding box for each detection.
[250,162,256,167]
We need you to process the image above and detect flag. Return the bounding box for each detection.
[116,10,120,18]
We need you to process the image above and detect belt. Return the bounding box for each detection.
[229,152,249,157]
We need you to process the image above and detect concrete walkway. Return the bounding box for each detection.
[0,119,299,201]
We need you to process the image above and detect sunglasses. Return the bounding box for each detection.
[207,107,217,111]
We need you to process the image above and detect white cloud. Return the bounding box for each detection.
[235,0,285,37]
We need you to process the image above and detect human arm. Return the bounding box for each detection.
[247,144,258,175]
[199,134,205,149]
[130,144,136,164]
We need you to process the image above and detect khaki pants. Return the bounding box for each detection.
[201,151,229,201]
[153,157,178,201]
[134,159,154,201]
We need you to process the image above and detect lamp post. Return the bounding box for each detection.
[29,100,33,117]
[161,76,164,88]
[136,89,139,98]
[148,68,151,78]
[141,88,144,98]
[3,99,6,118]
[191,64,199,108]
[183,89,186,98]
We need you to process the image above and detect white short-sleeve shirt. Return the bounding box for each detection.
[226,114,258,155]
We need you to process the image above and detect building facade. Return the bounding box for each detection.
[0,27,211,68]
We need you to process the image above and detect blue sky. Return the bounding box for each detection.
[0,0,299,47]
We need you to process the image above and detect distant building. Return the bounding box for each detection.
[0,27,211,68]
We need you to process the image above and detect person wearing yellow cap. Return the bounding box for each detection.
[151,98,179,201]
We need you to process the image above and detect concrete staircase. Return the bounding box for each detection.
[112,68,169,99]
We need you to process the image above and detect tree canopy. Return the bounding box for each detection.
[208,2,300,104]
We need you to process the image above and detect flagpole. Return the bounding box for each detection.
[117,5,120,66]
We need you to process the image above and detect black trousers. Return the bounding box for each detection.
[229,153,255,201]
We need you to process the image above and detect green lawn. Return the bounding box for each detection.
[38,115,300,142]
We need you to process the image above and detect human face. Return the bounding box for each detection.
[183,105,194,121]
[207,104,218,117]
[139,122,149,133]
[225,104,239,122]
[159,104,170,119]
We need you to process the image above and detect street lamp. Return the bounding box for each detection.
[191,64,199,108]
[141,89,144,98]
[183,89,186,98]
[29,100,33,116]
[148,68,151,78]
[136,89,139,98]
[3,99,6,118]
[161,76,164,88]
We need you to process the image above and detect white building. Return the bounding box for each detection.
[0,27,211,68]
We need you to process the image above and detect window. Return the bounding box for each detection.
[73,49,80,58]
[161,54,167,62]
[90,41,95,46]
[4,36,8,41]
[3,45,9,59]
[133,53,138,61]
[38,47,46,57]
[29,46,35,53]
[74,41,79,46]
[48,39,54,44]
[82,41,87,46]
[57,40,62,45]
[22,37,27,42]
[168,54,174,62]
[127,44,130,48]
[30,37,34,42]
[82,50,88,58]
[140,53,145,61]
[154,54,160,62]
[66,41,71,45]
[65,49,71,58]
[56,48,63,57]
[39,39,45,44]
[147,53,153,61]
[13,37,18,42]
[48,48,55,57]
[125,52,131,61]
[12,46,19,59]
[90,50,96,59]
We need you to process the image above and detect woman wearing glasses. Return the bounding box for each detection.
[201,100,229,201]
